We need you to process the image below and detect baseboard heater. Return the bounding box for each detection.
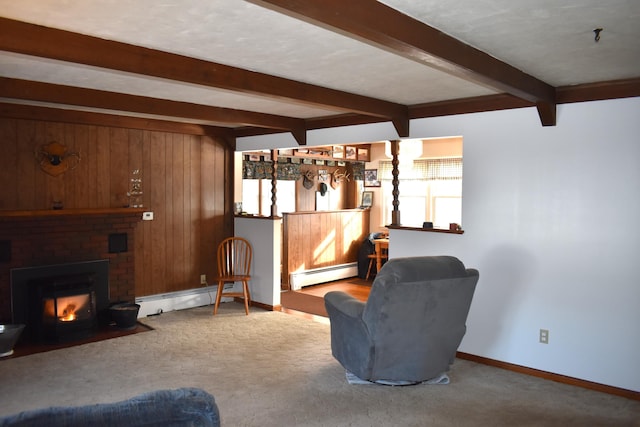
[289,262,358,291]
[135,284,233,317]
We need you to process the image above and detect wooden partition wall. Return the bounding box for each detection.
[0,117,232,298]
[282,209,370,289]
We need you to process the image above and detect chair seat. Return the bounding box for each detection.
[214,274,251,282]
[214,274,252,299]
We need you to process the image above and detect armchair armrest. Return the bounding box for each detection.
[324,291,365,319]
[324,291,374,379]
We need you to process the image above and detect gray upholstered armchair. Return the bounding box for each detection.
[324,256,479,384]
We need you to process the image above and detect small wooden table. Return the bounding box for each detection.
[372,238,389,273]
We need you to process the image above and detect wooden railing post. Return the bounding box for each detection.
[390,140,401,226]
[270,149,278,217]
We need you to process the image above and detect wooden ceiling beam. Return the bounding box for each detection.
[0,102,233,138]
[556,78,640,104]
[237,77,639,138]
[0,17,407,139]
[410,94,533,119]
[0,77,308,145]
[252,0,557,126]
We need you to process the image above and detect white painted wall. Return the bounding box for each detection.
[238,97,640,392]
[234,216,281,308]
[137,217,282,316]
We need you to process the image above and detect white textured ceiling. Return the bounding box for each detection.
[1,0,638,128]
[381,0,640,85]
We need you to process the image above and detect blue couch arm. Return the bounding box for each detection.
[0,387,220,427]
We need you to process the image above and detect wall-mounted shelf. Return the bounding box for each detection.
[0,208,146,219]
[387,224,464,234]
[244,144,371,163]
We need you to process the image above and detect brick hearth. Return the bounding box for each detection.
[0,209,144,323]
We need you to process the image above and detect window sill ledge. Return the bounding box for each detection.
[386,224,464,234]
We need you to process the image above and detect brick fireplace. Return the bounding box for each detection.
[0,208,145,324]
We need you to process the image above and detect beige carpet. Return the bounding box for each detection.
[0,303,638,426]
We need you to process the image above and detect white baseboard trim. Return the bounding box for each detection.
[289,262,358,291]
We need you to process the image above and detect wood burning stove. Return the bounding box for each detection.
[10,260,110,345]
[28,274,98,343]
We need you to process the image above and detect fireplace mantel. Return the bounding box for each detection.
[0,208,146,219]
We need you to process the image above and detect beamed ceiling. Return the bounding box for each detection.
[1,0,639,146]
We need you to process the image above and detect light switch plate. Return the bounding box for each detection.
[143,211,154,220]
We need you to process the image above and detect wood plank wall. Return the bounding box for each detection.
[0,117,231,298]
[282,209,370,288]
[294,163,357,211]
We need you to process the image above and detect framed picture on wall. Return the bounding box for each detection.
[345,146,357,160]
[361,191,373,208]
[332,145,344,158]
[364,169,380,187]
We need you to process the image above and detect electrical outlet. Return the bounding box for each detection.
[200,274,207,285]
[539,329,549,344]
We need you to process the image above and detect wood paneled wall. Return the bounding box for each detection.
[282,209,369,288]
[294,163,358,211]
[0,118,231,298]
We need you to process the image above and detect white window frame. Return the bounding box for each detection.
[242,179,296,216]
[379,158,462,228]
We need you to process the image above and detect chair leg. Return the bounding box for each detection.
[242,280,250,315]
[366,258,374,280]
[213,280,224,315]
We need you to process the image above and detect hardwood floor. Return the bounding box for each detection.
[280,276,372,318]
